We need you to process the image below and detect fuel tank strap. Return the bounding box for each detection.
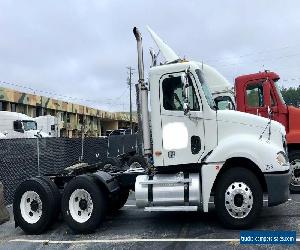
[184,173,189,205]
[148,175,153,204]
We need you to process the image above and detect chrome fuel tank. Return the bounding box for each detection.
[135,173,201,208]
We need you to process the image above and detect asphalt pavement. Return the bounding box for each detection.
[0,193,299,249]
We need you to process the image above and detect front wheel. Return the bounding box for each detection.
[214,167,263,229]
[289,150,300,193]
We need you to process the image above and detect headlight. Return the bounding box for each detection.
[276,151,288,166]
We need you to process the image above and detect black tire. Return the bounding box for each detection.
[214,167,263,229]
[61,175,107,233]
[289,150,300,193]
[127,155,147,169]
[109,189,129,213]
[13,177,56,234]
[38,176,61,221]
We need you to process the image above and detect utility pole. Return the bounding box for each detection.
[127,66,134,133]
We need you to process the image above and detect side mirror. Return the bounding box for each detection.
[227,101,233,110]
[181,72,190,115]
[13,121,24,133]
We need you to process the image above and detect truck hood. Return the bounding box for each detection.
[4,130,50,138]
[28,130,50,138]
[217,110,285,136]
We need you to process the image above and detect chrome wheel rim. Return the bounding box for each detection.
[291,159,300,185]
[225,182,253,219]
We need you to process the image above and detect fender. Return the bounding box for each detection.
[203,134,287,173]
[90,171,120,193]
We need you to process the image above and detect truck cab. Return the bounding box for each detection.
[0,111,50,138]
[235,71,300,190]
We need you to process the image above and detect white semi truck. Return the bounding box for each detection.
[0,111,50,138]
[34,115,60,137]
[13,27,290,234]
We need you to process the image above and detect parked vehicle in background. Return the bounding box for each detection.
[208,69,300,191]
[0,111,50,138]
[13,27,290,235]
[34,115,59,137]
[235,71,300,191]
[106,128,133,136]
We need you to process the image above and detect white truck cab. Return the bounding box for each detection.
[0,111,50,138]
[134,27,290,228]
[34,115,59,137]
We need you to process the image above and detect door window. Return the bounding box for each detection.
[162,76,200,111]
[246,83,264,107]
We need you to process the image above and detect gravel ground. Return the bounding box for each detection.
[0,193,299,249]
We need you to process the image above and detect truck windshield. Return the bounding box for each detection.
[274,80,286,105]
[195,69,216,109]
[22,121,37,131]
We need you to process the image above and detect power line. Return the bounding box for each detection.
[211,52,300,69]
[0,80,130,107]
[203,44,299,64]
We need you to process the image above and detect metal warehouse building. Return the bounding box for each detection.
[0,86,137,138]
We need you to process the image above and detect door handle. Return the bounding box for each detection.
[191,136,201,154]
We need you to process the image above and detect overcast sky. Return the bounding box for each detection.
[1,0,300,112]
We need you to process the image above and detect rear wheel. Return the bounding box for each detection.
[13,177,56,234]
[214,167,263,229]
[61,175,107,233]
[39,176,61,221]
[289,150,300,192]
[109,189,129,213]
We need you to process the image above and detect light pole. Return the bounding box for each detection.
[127,66,134,133]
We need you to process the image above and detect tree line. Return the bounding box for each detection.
[281,85,300,107]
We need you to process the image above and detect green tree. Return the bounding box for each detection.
[280,85,300,107]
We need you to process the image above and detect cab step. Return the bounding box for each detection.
[144,206,198,212]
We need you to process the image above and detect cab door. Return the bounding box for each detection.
[159,72,205,166]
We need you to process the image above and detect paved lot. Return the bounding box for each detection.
[0,194,300,249]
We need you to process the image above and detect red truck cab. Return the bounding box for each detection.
[235,71,300,190]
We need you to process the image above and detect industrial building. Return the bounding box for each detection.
[0,86,137,137]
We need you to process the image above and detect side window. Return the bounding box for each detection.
[246,83,264,107]
[162,76,200,111]
[188,78,201,111]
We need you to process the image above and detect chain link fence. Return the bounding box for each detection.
[0,134,139,204]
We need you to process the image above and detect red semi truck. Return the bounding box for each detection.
[232,71,300,191]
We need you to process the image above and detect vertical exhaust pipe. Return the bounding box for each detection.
[133,27,151,157]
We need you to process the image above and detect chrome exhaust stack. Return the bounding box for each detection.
[133,27,151,157]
